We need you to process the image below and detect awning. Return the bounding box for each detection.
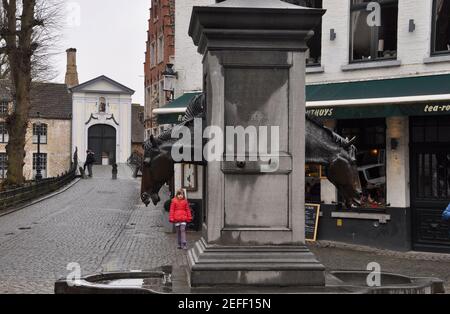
[154,92,201,125]
[154,74,450,122]
[306,73,450,119]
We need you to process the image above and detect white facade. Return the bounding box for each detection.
[172,0,450,207]
[174,0,214,98]
[71,76,134,164]
[310,0,450,208]
[309,0,450,85]
[173,0,450,92]
[172,0,214,199]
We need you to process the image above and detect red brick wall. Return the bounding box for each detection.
[144,0,175,131]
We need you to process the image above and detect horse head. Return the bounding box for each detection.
[328,137,363,208]
[141,135,174,207]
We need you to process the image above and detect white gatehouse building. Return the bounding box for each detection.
[71,75,135,166]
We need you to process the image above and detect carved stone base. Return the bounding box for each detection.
[187,238,326,287]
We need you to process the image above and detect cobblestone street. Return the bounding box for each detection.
[0,165,449,294]
[0,165,200,294]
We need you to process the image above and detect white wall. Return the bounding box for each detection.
[72,89,132,164]
[172,0,212,199]
[174,0,214,98]
[308,0,450,86]
[386,117,410,208]
[173,1,450,89]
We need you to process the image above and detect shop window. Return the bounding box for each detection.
[32,123,47,144]
[0,122,8,143]
[305,164,323,203]
[0,153,7,179]
[411,115,450,143]
[350,0,398,62]
[339,119,387,209]
[33,153,47,179]
[432,0,450,55]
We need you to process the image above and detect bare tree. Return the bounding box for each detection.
[0,53,9,79]
[0,0,61,186]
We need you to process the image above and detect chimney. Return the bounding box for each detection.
[65,48,79,88]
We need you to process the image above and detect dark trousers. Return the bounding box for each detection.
[176,224,187,248]
[84,163,93,177]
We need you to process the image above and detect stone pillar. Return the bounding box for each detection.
[188,0,326,287]
[386,117,410,208]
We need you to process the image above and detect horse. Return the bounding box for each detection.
[305,117,362,207]
[141,94,206,206]
[141,93,362,208]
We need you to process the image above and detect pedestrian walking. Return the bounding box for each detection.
[169,189,192,250]
[84,149,96,178]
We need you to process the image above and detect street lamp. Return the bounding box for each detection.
[35,112,43,181]
[162,63,177,102]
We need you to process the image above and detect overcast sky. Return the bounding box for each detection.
[54,0,149,106]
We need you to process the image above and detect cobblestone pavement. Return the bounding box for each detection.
[308,242,450,293]
[0,165,200,294]
[0,165,449,293]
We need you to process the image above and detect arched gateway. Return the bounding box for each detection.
[88,124,116,165]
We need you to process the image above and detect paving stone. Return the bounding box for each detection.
[0,165,448,293]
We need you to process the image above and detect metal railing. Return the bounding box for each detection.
[0,167,77,211]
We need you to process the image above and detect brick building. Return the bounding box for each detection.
[144,0,175,138]
[0,80,72,181]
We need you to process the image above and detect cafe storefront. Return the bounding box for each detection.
[156,74,450,252]
[306,73,450,252]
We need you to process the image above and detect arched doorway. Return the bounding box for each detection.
[88,124,116,165]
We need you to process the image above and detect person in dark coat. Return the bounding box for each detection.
[84,149,96,178]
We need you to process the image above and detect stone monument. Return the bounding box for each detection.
[54,0,445,295]
[187,0,327,287]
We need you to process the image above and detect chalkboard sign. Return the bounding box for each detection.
[305,203,321,242]
[187,199,202,232]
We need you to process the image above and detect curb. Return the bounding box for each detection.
[0,178,82,218]
[309,240,450,262]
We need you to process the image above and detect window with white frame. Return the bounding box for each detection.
[33,153,47,179]
[432,0,450,55]
[32,123,47,144]
[284,0,323,66]
[152,83,159,107]
[0,153,7,179]
[0,122,8,143]
[159,80,165,107]
[157,34,164,63]
[350,0,398,62]
[150,42,156,66]
[153,0,159,20]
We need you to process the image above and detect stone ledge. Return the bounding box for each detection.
[331,211,391,224]
[424,54,450,64]
[306,65,325,74]
[310,240,450,262]
[341,60,401,71]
